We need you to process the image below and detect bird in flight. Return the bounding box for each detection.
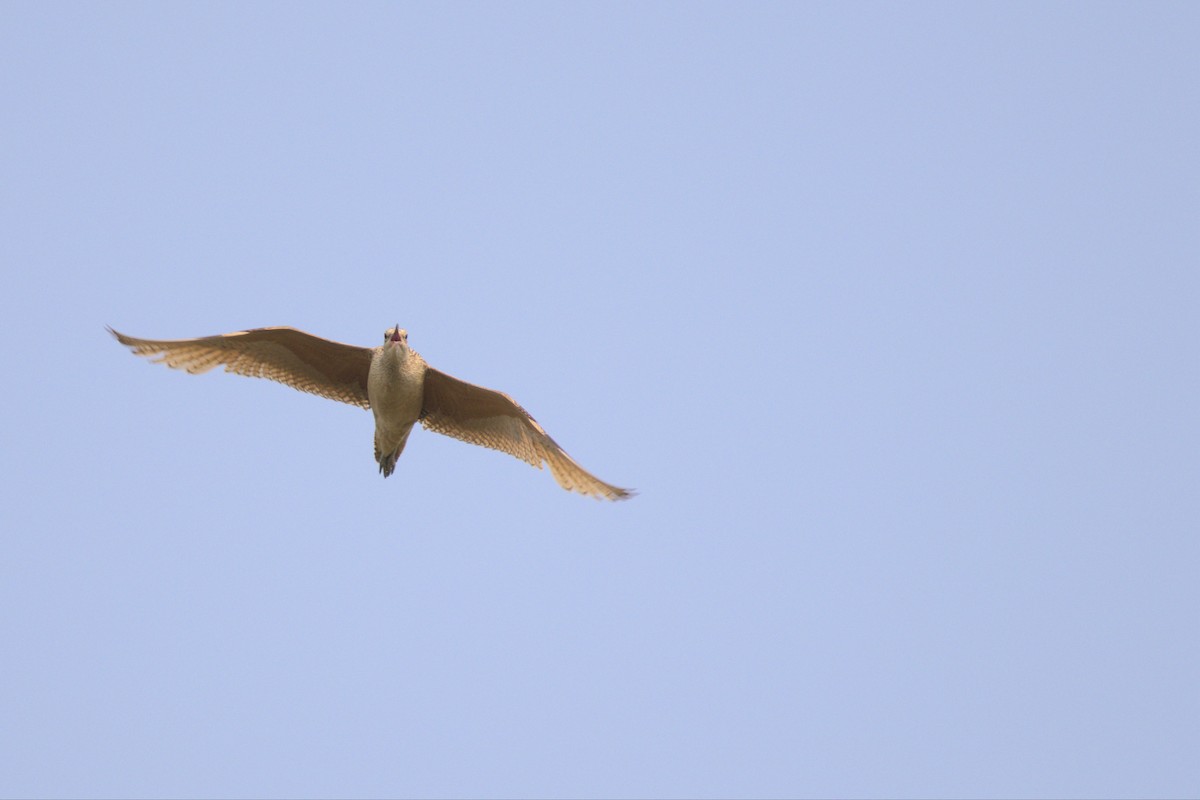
[108,325,633,500]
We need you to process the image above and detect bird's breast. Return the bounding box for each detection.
[367,350,425,429]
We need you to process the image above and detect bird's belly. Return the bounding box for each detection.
[368,367,423,434]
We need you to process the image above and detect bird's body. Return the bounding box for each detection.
[368,328,427,476]
[109,324,633,500]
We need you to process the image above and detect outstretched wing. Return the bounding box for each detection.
[419,367,633,501]
[108,326,373,408]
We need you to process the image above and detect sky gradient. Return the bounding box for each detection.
[2,3,1197,798]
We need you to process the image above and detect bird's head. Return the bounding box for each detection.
[384,325,408,347]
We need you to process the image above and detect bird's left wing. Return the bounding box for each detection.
[419,366,633,500]
[108,326,373,408]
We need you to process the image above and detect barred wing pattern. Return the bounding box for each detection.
[420,367,633,501]
[107,326,373,408]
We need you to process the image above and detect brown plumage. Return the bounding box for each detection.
[108,325,633,501]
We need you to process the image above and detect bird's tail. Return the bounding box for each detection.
[374,431,412,478]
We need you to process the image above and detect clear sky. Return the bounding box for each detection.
[2,3,1197,798]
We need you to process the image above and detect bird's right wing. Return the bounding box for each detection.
[108,326,373,408]
[419,366,633,501]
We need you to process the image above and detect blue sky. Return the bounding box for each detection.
[2,3,1197,797]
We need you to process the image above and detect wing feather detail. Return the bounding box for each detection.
[419,367,633,501]
[108,326,372,408]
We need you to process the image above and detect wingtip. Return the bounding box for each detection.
[589,484,635,501]
[106,325,132,346]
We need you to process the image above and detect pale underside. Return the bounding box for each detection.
[108,326,633,501]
